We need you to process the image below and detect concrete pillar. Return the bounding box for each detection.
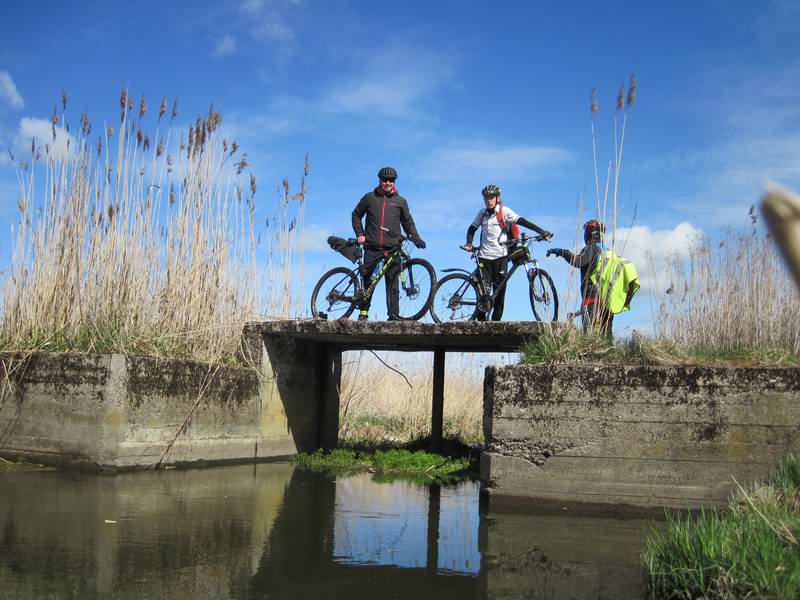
[261,336,324,454]
[316,344,342,451]
[430,348,446,452]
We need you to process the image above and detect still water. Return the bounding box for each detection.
[0,463,661,599]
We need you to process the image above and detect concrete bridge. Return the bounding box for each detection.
[241,319,550,453]
[0,319,547,470]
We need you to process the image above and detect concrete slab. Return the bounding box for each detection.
[244,319,559,352]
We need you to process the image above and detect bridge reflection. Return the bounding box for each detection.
[248,469,486,598]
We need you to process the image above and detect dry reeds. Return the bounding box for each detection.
[653,220,800,357]
[338,352,484,445]
[1,90,307,363]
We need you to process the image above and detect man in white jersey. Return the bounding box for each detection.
[463,184,552,321]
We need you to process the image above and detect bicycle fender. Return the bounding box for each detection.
[441,268,473,275]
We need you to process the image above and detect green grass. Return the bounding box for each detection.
[522,328,800,367]
[643,454,800,599]
[294,447,476,483]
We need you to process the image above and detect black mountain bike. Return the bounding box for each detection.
[430,233,559,322]
[311,232,436,321]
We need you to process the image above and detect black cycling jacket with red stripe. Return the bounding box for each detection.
[351,186,422,250]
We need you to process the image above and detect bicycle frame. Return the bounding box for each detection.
[356,242,414,302]
[467,241,541,305]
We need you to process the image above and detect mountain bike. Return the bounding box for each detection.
[311,231,436,321]
[430,233,558,322]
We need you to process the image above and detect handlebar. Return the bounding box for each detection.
[500,233,552,246]
[378,225,412,243]
[349,227,414,247]
[462,234,552,252]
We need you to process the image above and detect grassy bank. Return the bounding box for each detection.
[522,327,800,367]
[294,446,476,484]
[643,454,800,599]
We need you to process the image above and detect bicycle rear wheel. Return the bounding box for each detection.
[528,268,559,321]
[388,258,436,321]
[310,267,360,320]
[430,273,480,323]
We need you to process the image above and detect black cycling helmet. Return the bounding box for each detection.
[378,166,398,181]
[583,219,605,242]
[482,184,501,198]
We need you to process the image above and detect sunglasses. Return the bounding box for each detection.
[380,178,396,183]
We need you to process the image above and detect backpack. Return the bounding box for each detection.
[494,205,520,240]
[590,249,641,314]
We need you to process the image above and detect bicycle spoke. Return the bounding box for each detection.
[528,268,559,322]
[393,260,435,320]
[431,274,478,322]
[311,267,359,319]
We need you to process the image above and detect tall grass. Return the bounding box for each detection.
[653,223,800,357]
[643,454,800,600]
[1,90,307,363]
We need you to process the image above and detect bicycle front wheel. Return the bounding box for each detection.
[430,273,480,323]
[310,267,360,320]
[388,258,436,321]
[528,268,559,321]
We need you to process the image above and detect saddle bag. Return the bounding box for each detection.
[327,236,360,263]
[508,243,530,266]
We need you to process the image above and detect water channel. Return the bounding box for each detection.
[1,463,664,599]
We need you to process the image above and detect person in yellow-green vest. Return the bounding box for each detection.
[546,219,639,339]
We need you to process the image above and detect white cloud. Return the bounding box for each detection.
[323,46,455,120]
[212,34,238,58]
[4,117,75,165]
[242,0,266,13]
[302,223,332,252]
[612,222,702,290]
[0,71,24,110]
[222,44,456,137]
[420,143,574,183]
[241,0,295,42]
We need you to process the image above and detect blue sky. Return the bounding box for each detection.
[1,0,799,332]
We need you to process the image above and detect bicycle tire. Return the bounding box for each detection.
[387,258,437,321]
[528,268,559,321]
[310,266,360,320]
[430,273,480,323]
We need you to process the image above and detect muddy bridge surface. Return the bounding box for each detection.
[242,320,551,452]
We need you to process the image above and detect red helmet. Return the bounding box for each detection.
[583,219,605,242]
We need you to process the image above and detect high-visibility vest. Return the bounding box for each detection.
[590,249,640,314]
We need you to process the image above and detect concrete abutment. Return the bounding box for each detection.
[482,364,800,509]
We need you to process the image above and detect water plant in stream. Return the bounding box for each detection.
[294,448,475,483]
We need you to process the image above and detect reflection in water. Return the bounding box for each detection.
[332,476,480,573]
[0,463,661,599]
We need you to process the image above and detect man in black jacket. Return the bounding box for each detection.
[351,166,426,320]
